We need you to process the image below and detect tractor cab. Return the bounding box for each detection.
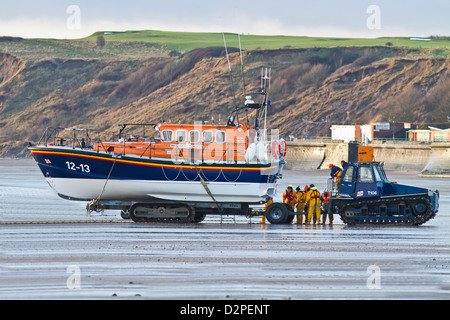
[338,161,396,199]
[336,146,429,200]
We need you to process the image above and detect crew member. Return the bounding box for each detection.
[303,185,310,215]
[282,185,297,210]
[305,184,321,224]
[321,190,332,224]
[260,197,274,224]
[329,164,342,184]
[295,186,305,224]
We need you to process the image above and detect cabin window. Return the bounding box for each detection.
[176,130,187,143]
[161,130,173,142]
[189,130,200,143]
[216,131,226,143]
[358,166,374,183]
[202,131,213,143]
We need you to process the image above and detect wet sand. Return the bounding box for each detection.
[1,159,449,299]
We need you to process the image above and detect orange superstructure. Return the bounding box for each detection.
[93,122,263,163]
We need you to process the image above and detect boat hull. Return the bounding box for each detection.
[29,147,281,204]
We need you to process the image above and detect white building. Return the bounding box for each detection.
[330,125,356,142]
[330,125,373,143]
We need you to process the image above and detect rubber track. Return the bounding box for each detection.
[1,220,130,225]
[338,196,435,226]
[129,203,203,224]
[130,213,207,224]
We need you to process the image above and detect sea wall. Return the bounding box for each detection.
[371,144,431,171]
[421,143,450,176]
[284,142,347,170]
[285,141,449,175]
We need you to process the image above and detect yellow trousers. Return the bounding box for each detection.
[295,212,303,224]
[306,205,321,224]
[296,204,304,224]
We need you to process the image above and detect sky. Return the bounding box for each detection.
[0,0,449,39]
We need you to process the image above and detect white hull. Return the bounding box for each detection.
[46,177,276,203]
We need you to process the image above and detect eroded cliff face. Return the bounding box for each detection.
[270,57,449,139]
[0,45,448,157]
[0,53,26,87]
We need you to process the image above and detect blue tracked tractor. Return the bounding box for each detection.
[329,147,439,226]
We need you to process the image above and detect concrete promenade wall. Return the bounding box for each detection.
[285,141,450,175]
[421,143,450,176]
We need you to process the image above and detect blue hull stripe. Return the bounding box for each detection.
[30,147,280,184]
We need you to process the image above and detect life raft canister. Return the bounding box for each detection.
[271,141,279,159]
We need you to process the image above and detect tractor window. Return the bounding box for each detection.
[376,165,389,182]
[358,166,374,183]
[343,166,354,182]
[373,165,383,182]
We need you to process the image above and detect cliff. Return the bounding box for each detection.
[0,34,448,157]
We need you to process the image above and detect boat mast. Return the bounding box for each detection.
[222,33,238,122]
[238,34,247,98]
[221,34,271,137]
[259,67,271,142]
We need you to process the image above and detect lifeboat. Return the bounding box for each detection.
[29,67,287,219]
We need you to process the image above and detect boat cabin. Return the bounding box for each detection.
[93,122,270,163]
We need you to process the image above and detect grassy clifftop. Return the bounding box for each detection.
[83,30,450,53]
[2,31,449,61]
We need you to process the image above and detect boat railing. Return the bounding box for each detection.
[37,127,118,150]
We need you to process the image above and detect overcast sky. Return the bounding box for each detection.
[0,0,449,39]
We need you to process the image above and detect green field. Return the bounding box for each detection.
[83,30,450,51]
[1,30,449,62]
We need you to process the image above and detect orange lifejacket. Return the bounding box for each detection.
[321,192,330,204]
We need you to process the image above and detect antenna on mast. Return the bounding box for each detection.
[258,67,271,116]
[223,33,239,126]
[238,34,247,98]
[261,68,264,90]
[257,67,271,141]
[238,34,250,125]
[222,33,238,110]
